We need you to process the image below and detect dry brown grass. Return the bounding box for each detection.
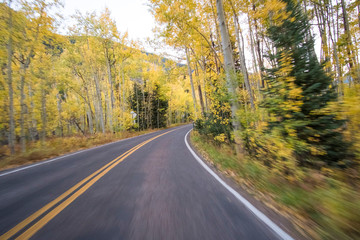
[0,123,187,171]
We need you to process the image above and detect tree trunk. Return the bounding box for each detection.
[216,0,244,155]
[358,4,360,31]
[142,84,146,129]
[168,92,172,125]
[314,2,330,63]
[20,61,26,152]
[56,94,63,137]
[210,0,223,73]
[185,46,197,116]
[122,70,126,117]
[198,84,205,115]
[234,13,255,110]
[105,49,115,110]
[86,105,93,134]
[105,50,114,132]
[28,84,37,141]
[84,84,94,134]
[209,27,220,73]
[41,88,47,145]
[118,67,122,129]
[157,98,160,129]
[248,15,259,76]
[136,85,140,130]
[328,1,342,91]
[252,4,265,88]
[199,59,209,113]
[94,73,105,133]
[92,82,100,132]
[105,88,113,132]
[340,0,358,83]
[6,0,15,154]
[194,64,205,115]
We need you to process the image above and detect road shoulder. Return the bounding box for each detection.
[186,129,310,240]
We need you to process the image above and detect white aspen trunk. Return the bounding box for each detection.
[86,106,93,134]
[84,84,94,134]
[340,0,358,83]
[94,73,105,133]
[20,61,26,152]
[6,0,15,154]
[216,0,244,155]
[203,75,209,113]
[56,93,63,137]
[105,51,114,132]
[41,88,47,144]
[105,50,115,109]
[93,92,100,133]
[105,87,113,132]
[358,5,360,30]
[28,84,37,141]
[328,1,342,90]
[200,58,209,113]
[210,0,223,68]
[122,70,126,116]
[118,68,122,129]
[252,4,265,88]
[208,24,220,73]
[234,14,255,110]
[185,46,197,116]
[136,85,140,129]
[247,14,262,91]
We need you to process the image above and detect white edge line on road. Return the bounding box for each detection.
[184,129,294,240]
[0,125,188,177]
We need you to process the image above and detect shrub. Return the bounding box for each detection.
[194,114,233,143]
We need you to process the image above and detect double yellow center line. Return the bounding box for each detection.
[1,129,175,240]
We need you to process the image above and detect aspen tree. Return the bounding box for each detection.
[216,0,244,154]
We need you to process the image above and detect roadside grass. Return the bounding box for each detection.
[0,123,187,171]
[190,131,360,240]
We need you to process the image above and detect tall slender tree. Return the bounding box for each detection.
[216,0,244,154]
[5,0,15,154]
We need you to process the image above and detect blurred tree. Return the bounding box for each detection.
[263,0,348,166]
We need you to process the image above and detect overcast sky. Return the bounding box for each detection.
[61,0,155,42]
[59,0,319,63]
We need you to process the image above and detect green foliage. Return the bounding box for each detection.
[194,113,233,143]
[263,0,349,167]
[130,83,169,130]
[194,72,235,143]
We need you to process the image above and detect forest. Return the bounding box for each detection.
[149,0,359,238]
[0,1,193,162]
[1,0,360,238]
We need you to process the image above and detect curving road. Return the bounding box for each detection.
[0,125,293,240]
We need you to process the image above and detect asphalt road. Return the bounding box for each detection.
[0,125,292,240]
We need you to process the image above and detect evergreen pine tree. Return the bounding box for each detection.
[151,84,168,129]
[263,0,348,166]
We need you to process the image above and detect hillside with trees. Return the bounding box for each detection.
[0,1,193,163]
